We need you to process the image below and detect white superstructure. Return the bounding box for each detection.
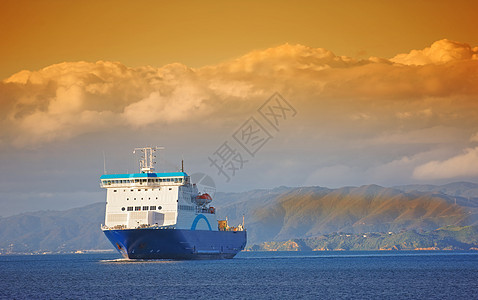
[101,147,218,231]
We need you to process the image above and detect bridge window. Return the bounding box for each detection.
[150,206,156,210]
[127,207,133,211]
[143,206,149,210]
[135,206,141,211]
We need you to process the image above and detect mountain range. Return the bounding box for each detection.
[0,202,109,254]
[215,182,478,244]
[1,182,478,254]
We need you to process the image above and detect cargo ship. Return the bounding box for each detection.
[100,147,246,259]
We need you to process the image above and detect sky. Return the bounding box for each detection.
[1,0,478,216]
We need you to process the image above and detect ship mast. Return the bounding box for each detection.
[133,146,164,173]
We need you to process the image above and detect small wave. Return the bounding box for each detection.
[99,258,178,264]
[99,258,132,263]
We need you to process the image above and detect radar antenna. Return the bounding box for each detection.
[133,146,164,173]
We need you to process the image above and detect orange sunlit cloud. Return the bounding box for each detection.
[2,39,478,142]
[1,39,478,186]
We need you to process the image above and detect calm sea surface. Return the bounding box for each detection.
[1,251,477,299]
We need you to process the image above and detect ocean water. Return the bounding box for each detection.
[1,251,477,299]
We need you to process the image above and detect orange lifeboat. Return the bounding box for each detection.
[194,193,213,206]
[197,193,212,201]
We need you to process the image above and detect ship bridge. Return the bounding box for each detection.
[100,172,189,188]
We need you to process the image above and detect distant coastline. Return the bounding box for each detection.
[247,225,478,252]
[2,226,478,255]
[0,249,115,256]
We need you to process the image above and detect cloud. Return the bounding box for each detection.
[211,43,364,74]
[1,39,478,149]
[413,147,478,180]
[470,132,478,143]
[370,126,464,146]
[390,39,478,65]
[123,86,211,127]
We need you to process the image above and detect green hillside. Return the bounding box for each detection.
[248,226,478,251]
[218,184,478,244]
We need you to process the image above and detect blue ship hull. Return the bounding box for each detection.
[103,228,247,260]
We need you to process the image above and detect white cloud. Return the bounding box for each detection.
[396,108,432,120]
[122,85,211,127]
[470,132,478,143]
[1,39,478,149]
[413,147,478,180]
[370,126,463,145]
[391,39,478,65]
